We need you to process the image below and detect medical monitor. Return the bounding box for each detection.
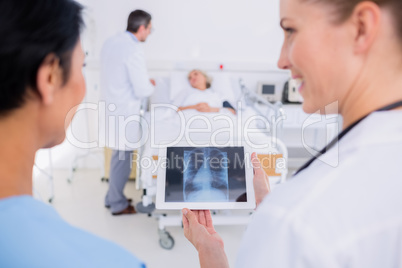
[257,81,282,103]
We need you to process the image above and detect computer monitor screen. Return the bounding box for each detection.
[262,84,275,94]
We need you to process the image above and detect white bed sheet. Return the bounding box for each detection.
[144,106,274,145]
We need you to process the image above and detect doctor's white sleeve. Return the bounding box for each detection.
[235,204,333,268]
[125,50,154,98]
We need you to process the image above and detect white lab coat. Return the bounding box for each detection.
[100,32,154,150]
[236,110,402,267]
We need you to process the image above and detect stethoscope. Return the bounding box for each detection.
[295,100,402,175]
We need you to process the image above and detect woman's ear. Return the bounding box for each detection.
[36,54,62,105]
[351,2,381,54]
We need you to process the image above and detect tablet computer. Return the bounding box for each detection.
[155,142,255,210]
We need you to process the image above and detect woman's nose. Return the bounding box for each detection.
[277,43,291,70]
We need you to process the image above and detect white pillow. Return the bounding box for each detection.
[209,72,237,105]
[170,71,192,102]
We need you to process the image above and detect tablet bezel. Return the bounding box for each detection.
[155,141,256,210]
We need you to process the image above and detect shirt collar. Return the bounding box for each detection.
[126,31,139,42]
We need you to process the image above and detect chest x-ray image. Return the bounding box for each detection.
[183,148,229,202]
[164,146,247,203]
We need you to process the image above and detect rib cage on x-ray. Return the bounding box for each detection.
[183,148,229,202]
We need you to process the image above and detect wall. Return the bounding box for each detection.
[79,0,283,68]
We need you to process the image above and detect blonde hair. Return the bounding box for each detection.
[188,69,212,89]
[304,0,402,40]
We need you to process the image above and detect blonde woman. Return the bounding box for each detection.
[178,69,236,114]
[182,0,402,267]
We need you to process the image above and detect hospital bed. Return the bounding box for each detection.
[135,70,289,249]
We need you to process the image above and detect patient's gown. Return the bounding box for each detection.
[180,88,223,108]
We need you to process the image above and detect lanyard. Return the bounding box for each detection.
[295,100,402,175]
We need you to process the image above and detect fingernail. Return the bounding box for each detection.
[182,208,188,215]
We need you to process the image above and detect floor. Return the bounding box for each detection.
[33,168,250,268]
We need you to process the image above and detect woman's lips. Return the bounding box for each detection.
[298,81,304,93]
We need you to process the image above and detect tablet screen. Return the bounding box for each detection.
[164,146,247,203]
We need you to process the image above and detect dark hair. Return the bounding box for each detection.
[0,0,84,115]
[126,10,152,33]
[305,0,402,39]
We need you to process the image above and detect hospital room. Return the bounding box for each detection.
[2,0,402,267]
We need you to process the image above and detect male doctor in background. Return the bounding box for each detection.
[101,10,155,215]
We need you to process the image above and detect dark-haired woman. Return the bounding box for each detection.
[0,0,143,267]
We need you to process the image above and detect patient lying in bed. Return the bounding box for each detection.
[177,69,236,115]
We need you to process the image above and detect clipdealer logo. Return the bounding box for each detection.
[65,101,287,151]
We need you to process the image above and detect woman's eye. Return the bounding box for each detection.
[284,28,295,36]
